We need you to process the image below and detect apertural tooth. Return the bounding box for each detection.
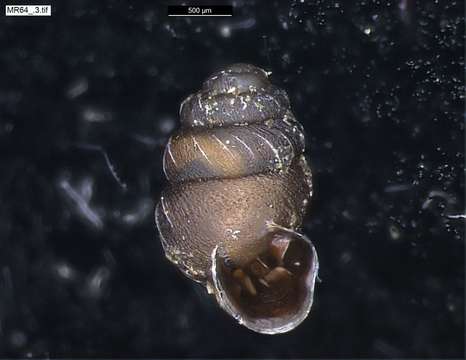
[270,237,290,263]
[263,266,292,283]
[233,269,257,296]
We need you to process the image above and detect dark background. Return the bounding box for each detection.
[0,0,464,358]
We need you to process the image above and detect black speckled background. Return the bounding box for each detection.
[0,0,464,358]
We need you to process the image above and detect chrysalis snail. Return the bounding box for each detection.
[155,63,318,334]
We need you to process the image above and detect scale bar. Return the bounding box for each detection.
[167,5,233,17]
[168,14,232,17]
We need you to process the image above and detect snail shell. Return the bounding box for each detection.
[156,63,318,334]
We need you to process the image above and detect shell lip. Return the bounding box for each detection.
[210,227,319,335]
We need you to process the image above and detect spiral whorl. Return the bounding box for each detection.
[156,64,318,334]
